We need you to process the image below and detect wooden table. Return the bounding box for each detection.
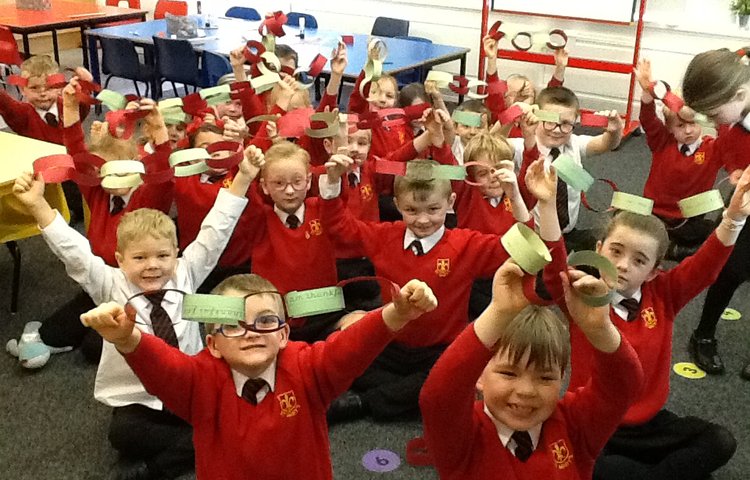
[0,0,147,67]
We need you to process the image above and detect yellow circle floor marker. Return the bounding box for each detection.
[721,308,742,321]
[673,362,706,379]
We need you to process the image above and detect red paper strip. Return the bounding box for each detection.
[662,91,685,113]
[498,104,524,125]
[375,159,407,176]
[106,108,150,140]
[277,107,314,138]
[580,112,609,128]
[341,35,354,46]
[487,80,508,96]
[243,40,265,64]
[546,29,568,50]
[488,20,504,41]
[258,11,287,37]
[33,154,76,183]
[402,102,430,120]
[140,150,174,184]
[511,32,533,51]
[205,141,243,170]
[182,93,210,117]
[449,75,470,96]
[307,54,327,78]
[581,178,619,212]
[45,73,67,88]
[280,65,295,76]
[7,74,27,87]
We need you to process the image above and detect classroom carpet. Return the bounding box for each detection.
[1,48,749,479]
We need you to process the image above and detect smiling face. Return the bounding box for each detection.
[369,77,397,110]
[214,98,243,121]
[535,103,577,149]
[394,189,455,238]
[115,235,178,292]
[206,289,289,378]
[596,224,660,297]
[478,347,562,431]
[471,152,507,198]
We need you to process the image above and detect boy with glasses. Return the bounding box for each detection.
[79,273,437,480]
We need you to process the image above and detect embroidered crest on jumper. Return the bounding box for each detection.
[306,219,323,239]
[277,390,300,417]
[642,307,657,329]
[397,129,406,145]
[694,151,705,165]
[222,176,234,189]
[435,258,450,277]
[549,440,573,469]
[503,195,513,212]
[360,184,374,202]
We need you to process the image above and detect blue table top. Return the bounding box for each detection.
[86,18,469,77]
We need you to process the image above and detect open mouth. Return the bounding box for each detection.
[508,403,535,416]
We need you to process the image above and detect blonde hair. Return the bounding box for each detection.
[604,211,669,266]
[493,305,570,374]
[463,132,513,165]
[393,159,453,202]
[207,274,285,333]
[683,48,750,113]
[261,141,310,176]
[116,208,177,252]
[90,134,139,162]
[20,55,59,79]
[372,75,398,95]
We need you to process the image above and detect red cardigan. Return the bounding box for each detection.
[420,322,643,480]
[125,308,397,480]
[0,93,89,145]
[453,181,530,235]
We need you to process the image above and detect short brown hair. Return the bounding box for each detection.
[189,123,223,148]
[20,55,59,78]
[393,159,453,202]
[536,86,580,112]
[275,44,299,69]
[398,82,429,108]
[683,48,750,113]
[493,305,570,374]
[207,274,285,333]
[454,99,491,126]
[116,208,177,252]
[463,132,513,165]
[604,211,669,266]
[261,141,310,176]
[89,135,139,162]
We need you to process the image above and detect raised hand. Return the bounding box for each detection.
[383,279,438,331]
[525,157,557,203]
[80,302,140,352]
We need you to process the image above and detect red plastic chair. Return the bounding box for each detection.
[101,0,143,27]
[154,0,188,20]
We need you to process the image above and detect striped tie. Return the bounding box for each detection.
[551,148,569,230]
[144,291,179,348]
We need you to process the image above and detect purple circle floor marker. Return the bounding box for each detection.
[362,449,401,472]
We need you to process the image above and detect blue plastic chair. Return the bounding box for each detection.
[101,37,155,97]
[371,16,409,38]
[394,35,432,85]
[286,12,318,29]
[202,51,232,87]
[225,6,261,21]
[153,35,204,98]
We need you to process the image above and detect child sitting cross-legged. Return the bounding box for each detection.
[79,273,437,480]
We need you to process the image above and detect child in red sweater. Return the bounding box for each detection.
[420,255,643,480]
[540,162,750,479]
[80,273,437,480]
[319,159,510,422]
[634,59,728,262]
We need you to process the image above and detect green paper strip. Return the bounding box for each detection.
[246,114,279,124]
[566,250,617,307]
[261,33,276,52]
[251,72,281,94]
[97,89,128,111]
[451,110,482,127]
[158,97,183,110]
[467,79,489,100]
[611,192,654,216]
[169,148,210,167]
[552,155,595,192]
[161,108,188,125]
[535,109,561,123]
[200,85,232,106]
[678,190,724,218]
[500,223,552,275]
[182,294,244,325]
[285,286,346,318]
[99,160,145,177]
[360,58,383,96]
[432,164,467,181]
[100,173,142,189]
[425,70,453,88]
[174,161,208,177]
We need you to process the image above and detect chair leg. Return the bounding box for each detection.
[104,75,113,90]
[7,241,20,314]
[133,81,141,97]
[170,81,178,97]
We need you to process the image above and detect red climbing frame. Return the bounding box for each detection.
[478,0,648,137]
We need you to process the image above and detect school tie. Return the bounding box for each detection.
[241,378,268,405]
[44,112,58,127]
[286,214,300,229]
[348,172,359,188]
[144,291,179,348]
[550,147,570,230]
[511,430,534,462]
[110,196,125,215]
[680,144,691,156]
[619,297,641,321]
[408,239,424,256]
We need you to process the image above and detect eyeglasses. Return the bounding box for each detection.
[541,121,575,134]
[266,177,308,191]
[214,315,286,337]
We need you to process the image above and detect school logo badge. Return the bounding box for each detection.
[694,152,705,165]
[398,129,406,145]
[642,307,657,329]
[503,195,513,212]
[308,219,323,237]
[435,258,450,277]
[360,184,374,201]
[277,390,300,418]
[222,176,234,189]
[549,440,573,469]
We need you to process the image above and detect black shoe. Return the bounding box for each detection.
[688,333,725,375]
[741,362,750,381]
[327,390,367,424]
[109,458,151,480]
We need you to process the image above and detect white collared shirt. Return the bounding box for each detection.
[677,138,702,156]
[109,190,134,212]
[36,102,59,123]
[451,135,466,165]
[41,189,248,410]
[510,135,594,234]
[274,203,305,228]
[486,196,502,208]
[403,226,445,255]
[231,360,277,404]
[611,289,643,320]
[739,111,750,131]
[483,404,543,456]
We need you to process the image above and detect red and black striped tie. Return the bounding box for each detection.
[144,291,179,348]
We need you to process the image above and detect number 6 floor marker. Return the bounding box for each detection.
[362,449,401,472]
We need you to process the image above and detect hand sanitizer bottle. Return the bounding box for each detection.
[299,16,305,39]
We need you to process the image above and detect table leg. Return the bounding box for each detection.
[22,34,30,59]
[7,241,20,314]
[51,30,60,64]
[88,34,101,85]
[81,27,90,70]
[458,54,467,104]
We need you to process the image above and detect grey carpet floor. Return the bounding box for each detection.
[1,48,749,479]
